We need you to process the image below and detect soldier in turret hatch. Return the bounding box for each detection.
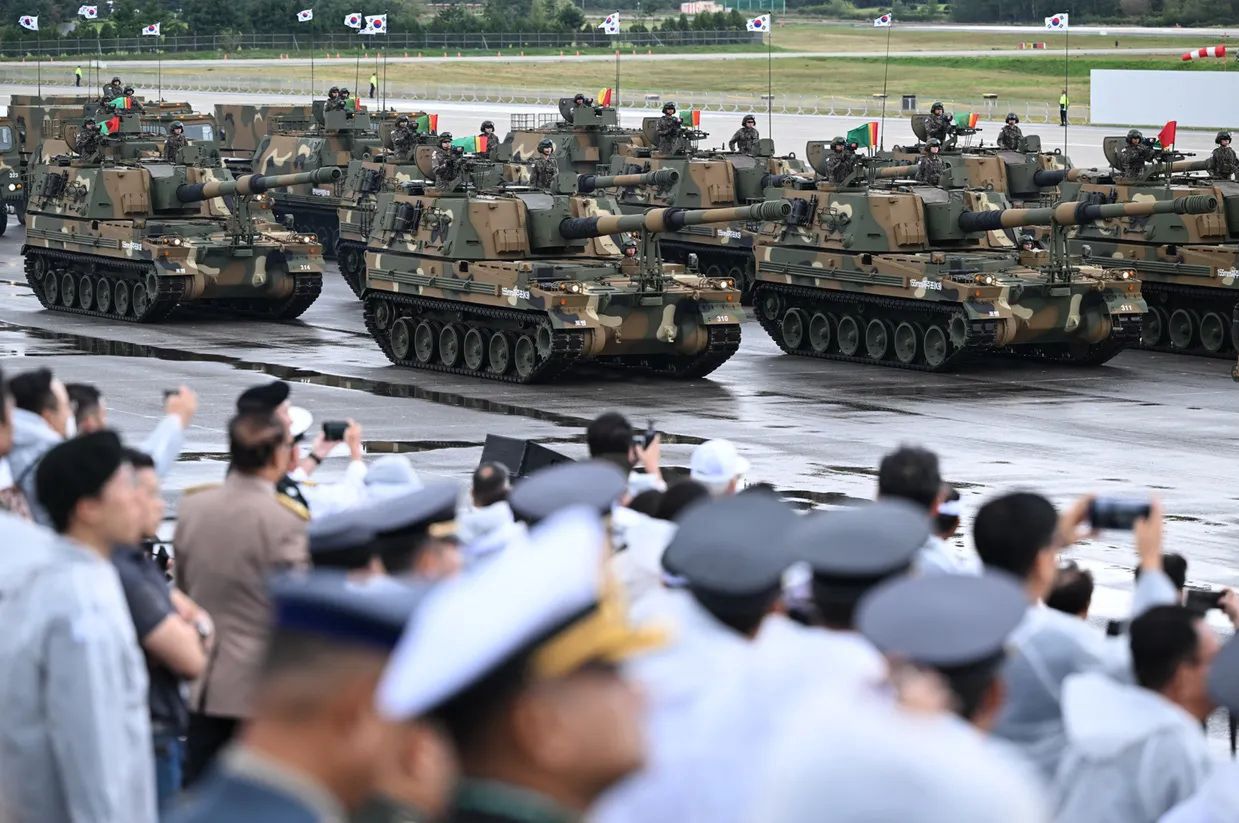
[656,101,682,155]
[1114,129,1156,180]
[823,136,856,184]
[925,102,952,143]
[478,120,498,160]
[390,115,416,159]
[432,133,464,191]
[74,119,102,161]
[325,87,343,112]
[103,75,123,100]
[163,121,187,162]
[530,139,558,190]
[997,113,1023,151]
[916,138,946,186]
[729,115,760,155]
[1210,131,1238,180]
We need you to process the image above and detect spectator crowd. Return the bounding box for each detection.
[0,362,1237,823]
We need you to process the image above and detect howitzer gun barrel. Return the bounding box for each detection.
[872,163,918,179]
[576,168,680,193]
[175,167,342,203]
[557,200,791,240]
[1031,167,1101,188]
[1149,158,1213,176]
[958,194,1218,233]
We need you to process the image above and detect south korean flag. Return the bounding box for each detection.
[747,14,771,31]
[598,12,620,34]
[18,15,38,31]
[1044,12,1069,29]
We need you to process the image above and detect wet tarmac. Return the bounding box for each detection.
[1,218,1237,605]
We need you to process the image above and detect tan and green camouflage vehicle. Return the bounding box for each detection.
[1051,137,1239,358]
[21,111,336,323]
[336,143,503,297]
[0,116,25,233]
[606,118,807,301]
[252,102,386,257]
[215,103,314,174]
[496,97,647,184]
[879,115,1078,206]
[752,168,1215,371]
[360,169,786,382]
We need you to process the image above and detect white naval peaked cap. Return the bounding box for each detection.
[377,505,659,720]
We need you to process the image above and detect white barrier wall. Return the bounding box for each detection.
[1091,70,1239,127]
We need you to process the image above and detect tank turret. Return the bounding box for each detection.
[559,201,789,239]
[576,169,679,194]
[176,167,341,203]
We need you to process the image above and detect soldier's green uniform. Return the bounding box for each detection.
[479,120,498,160]
[163,122,187,162]
[325,87,344,112]
[433,136,464,191]
[925,103,952,143]
[916,139,945,186]
[729,117,759,155]
[529,138,557,190]
[390,118,416,159]
[822,137,855,184]
[73,121,102,161]
[1115,130,1156,181]
[997,115,1023,151]
[1210,131,1238,180]
[656,104,682,155]
[103,77,123,101]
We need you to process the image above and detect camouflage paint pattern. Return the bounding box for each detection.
[0,117,25,214]
[215,103,314,169]
[496,100,647,184]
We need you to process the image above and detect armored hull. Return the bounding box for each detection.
[1060,176,1239,358]
[21,126,335,323]
[752,185,1213,371]
[360,189,785,383]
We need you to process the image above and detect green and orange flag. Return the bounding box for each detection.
[107,96,134,110]
[98,115,121,135]
[414,113,438,133]
[679,110,702,127]
[451,134,489,153]
[846,122,879,148]
[954,112,980,129]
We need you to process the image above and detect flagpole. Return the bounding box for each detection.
[766,22,772,137]
[36,28,42,98]
[879,14,891,151]
[615,40,620,114]
[157,33,162,101]
[1062,13,1068,156]
[310,16,316,99]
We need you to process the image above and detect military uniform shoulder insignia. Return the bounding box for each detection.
[277,494,311,521]
[181,483,220,497]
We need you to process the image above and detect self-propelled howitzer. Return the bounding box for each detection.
[1058,151,1239,358]
[751,186,1214,371]
[22,158,337,322]
[361,189,787,383]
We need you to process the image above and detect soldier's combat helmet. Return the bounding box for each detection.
[395,115,409,126]
[926,137,942,151]
[328,86,340,96]
[1127,129,1143,143]
[123,86,135,96]
[438,132,453,144]
[111,76,121,84]
[537,138,554,153]
[340,87,351,96]
[663,101,677,114]
[931,101,944,114]
[82,117,97,128]
[170,121,184,131]
[481,120,494,131]
[742,114,756,126]
[1005,112,1019,123]
[830,136,846,152]
[1218,131,1232,144]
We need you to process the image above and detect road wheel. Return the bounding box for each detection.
[390,317,413,360]
[488,332,512,375]
[781,308,806,350]
[923,325,949,369]
[514,334,538,380]
[837,314,860,356]
[1199,311,1227,354]
[865,318,890,360]
[59,273,76,308]
[757,289,781,322]
[78,275,94,311]
[113,280,131,317]
[438,325,461,367]
[132,282,151,318]
[43,270,59,304]
[1168,308,1196,350]
[808,312,832,353]
[95,277,112,314]
[373,299,392,331]
[413,320,437,364]
[894,322,919,364]
[463,328,486,371]
[1142,306,1167,347]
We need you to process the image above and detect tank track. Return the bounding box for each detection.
[24,248,186,323]
[197,273,323,320]
[1138,281,1239,359]
[599,323,742,378]
[335,240,367,298]
[751,282,998,373]
[1003,311,1143,366]
[363,292,587,384]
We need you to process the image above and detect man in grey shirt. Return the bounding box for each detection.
[0,431,157,823]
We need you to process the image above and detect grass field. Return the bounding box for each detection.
[771,22,1223,53]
